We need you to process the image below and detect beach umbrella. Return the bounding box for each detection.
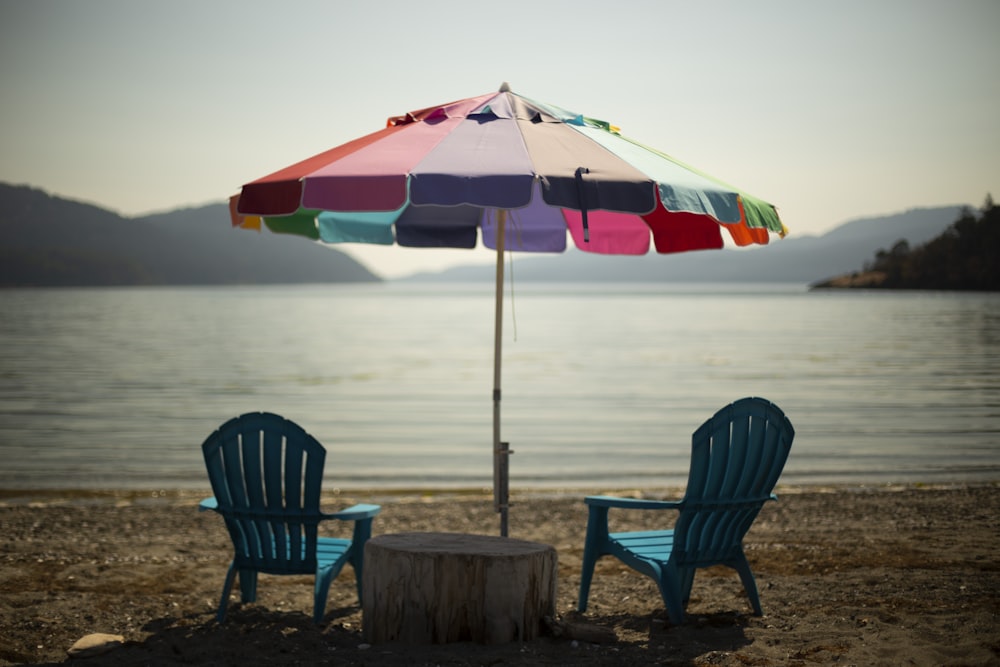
[228,83,787,536]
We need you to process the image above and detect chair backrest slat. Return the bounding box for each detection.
[723,412,751,498]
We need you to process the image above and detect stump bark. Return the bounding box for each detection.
[362,532,557,645]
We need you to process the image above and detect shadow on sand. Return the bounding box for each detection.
[33,603,753,667]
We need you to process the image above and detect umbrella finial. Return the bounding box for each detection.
[499,81,511,93]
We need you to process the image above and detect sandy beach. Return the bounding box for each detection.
[1,484,998,666]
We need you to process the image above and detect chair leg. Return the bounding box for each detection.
[578,545,599,613]
[656,564,687,626]
[238,568,258,603]
[679,566,696,605]
[217,562,238,623]
[733,555,763,616]
[351,560,363,602]
[313,566,336,625]
[578,506,610,613]
[348,531,368,602]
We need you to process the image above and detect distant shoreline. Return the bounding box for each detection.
[810,270,888,289]
[2,480,995,507]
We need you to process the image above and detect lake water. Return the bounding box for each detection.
[1,283,998,492]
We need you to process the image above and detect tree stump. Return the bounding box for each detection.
[362,532,557,645]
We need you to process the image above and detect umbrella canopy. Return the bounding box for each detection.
[229,84,787,535]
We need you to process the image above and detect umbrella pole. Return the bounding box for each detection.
[493,209,509,537]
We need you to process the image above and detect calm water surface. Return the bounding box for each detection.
[0,283,997,491]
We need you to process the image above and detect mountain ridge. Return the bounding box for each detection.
[0,183,378,286]
[0,183,970,286]
[404,205,968,283]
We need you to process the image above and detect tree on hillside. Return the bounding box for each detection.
[865,196,999,291]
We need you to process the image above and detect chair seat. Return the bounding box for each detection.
[316,537,352,563]
[609,529,746,569]
[243,536,352,576]
[608,530,675,561]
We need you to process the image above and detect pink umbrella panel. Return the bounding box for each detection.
[228,85,788,536]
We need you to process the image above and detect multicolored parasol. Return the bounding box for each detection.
[229,83,787,535]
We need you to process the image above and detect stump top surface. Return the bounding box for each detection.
[368,532,553,556]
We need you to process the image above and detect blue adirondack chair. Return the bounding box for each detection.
[578,397,794,625]
[199,412,381,624]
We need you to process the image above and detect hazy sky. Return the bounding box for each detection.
[2,1,997,277]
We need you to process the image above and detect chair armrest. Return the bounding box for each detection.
[322,503,381,521]
[198,497,218,512]
[585,495,683,511]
